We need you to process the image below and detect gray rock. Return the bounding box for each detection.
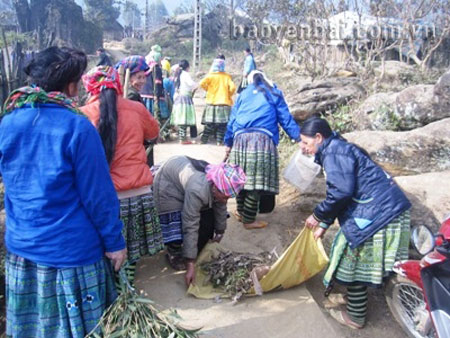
[394,84,440,130]
[286,78,366,121]
[344,118,450,174]
[374,61,415,80]
[395,171,450,232]
[352,92,398,130]
[434,69,450,115]
[353,68,450,131]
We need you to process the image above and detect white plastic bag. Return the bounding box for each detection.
[283,149,321,191]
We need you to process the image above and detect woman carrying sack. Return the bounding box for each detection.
[300,116,411,330]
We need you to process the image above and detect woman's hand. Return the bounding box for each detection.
[314,227,326,240]
[305,214,319,229]
[223,146,232,161]
[106,248,128,271]
[212,232,224,243]
[185,260,196,286]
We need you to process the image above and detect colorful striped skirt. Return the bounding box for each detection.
[201,104,231,124]
[170,93,196,126]
[6,253,117,338]
[229,131,279,193]
[323,210,411,288]
[143,97,170,119]
[159,211,183,244]
[119,192,164,263]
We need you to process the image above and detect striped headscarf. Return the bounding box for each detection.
[2,86,83,117]
[114,55,149,74]
[211,58,225,73]
[82,66,123,96]
[205,163,247,198]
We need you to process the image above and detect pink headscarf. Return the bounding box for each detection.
[82,65,123,96]
[205,163,247,198]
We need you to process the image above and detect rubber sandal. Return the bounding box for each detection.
[324,293,347,309]
[165,253,186,271]
[233,210,243,222]
[329,309,363,330]
[243,220,268,230]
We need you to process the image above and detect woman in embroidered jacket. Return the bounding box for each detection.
[0,47,127,338]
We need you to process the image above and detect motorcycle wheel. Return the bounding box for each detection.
[385,276,435,338]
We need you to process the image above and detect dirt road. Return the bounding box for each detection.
[134,92,408,338]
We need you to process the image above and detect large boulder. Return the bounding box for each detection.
[434,69,450,114]
[352,92,398,130]
[395,171,450,232]
[344,118,450,174]
[148,10,225,50]
[394,84,440,130]
[353,68,450,131]
[286,78,366,121]
[374,61,415,81]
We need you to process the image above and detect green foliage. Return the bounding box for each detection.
[0,31,36,49]
[325,105,354,134]
[372,103,402,130]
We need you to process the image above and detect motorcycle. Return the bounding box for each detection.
[386,214,450,338]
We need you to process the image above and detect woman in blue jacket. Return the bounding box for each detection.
[301,117,411,330]
[225,70,300,229]
[0,47,127,337]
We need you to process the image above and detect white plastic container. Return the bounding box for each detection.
[283,150,321,191]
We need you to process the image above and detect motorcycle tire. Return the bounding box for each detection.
[385,275,435,338]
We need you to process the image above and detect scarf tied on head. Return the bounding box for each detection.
[205,163,247,198]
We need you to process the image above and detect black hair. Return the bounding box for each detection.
[253,72,280,104]
[301,116,372,158]
[245,47,251,53]
[98,88,118,165]
[97,47,105,53]
[300,116,333,139]
[23,46,87,92]
[216,54,225,60]
[175,59,189,89]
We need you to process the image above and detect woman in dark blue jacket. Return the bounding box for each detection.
[224,70,300,229]
[301,117,411,330]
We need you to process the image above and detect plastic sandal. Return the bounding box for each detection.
[233,210,243,222]
[323,293,347,309]
[329,309,363,330]
[243,220,268,230]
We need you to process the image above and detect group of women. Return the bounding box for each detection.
[0,45,412,337]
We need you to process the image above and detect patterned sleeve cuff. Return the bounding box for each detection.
[319,222,330,230]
